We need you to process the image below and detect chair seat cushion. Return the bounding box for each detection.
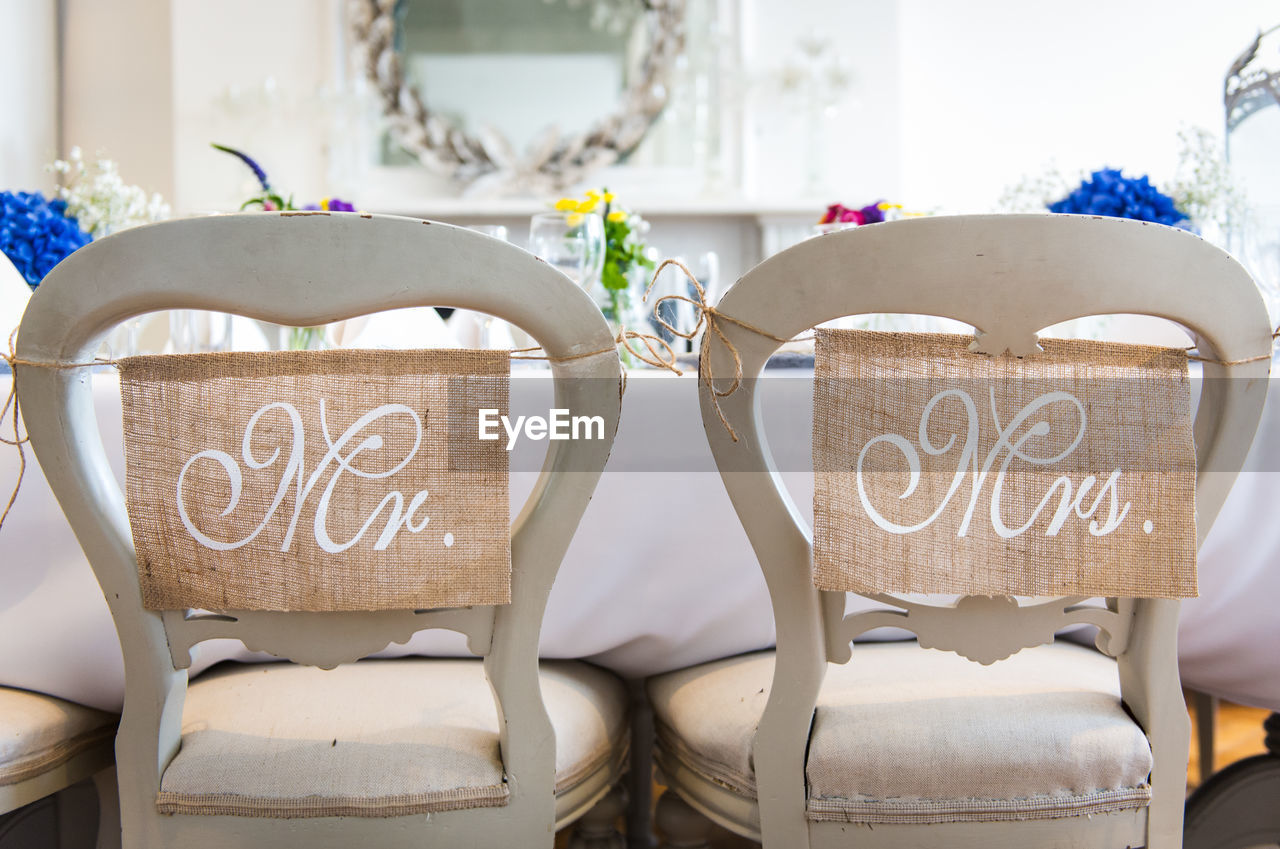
[648,642,1153,824]
[157,658,628,818]
[0,686,117,786]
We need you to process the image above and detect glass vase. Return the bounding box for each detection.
[281,325,330,351]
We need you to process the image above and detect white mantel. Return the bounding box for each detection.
[366,196,826,285]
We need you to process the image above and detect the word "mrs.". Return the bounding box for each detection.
[856,388,1132,539]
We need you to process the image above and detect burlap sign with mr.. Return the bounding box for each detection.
[119,349,510,612]
[813,330,1197,599]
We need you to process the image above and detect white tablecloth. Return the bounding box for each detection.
[2,368,1278,712]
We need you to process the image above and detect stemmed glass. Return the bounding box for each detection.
[650,252,720,354]
[459,224,514,349]
[528,212,606,295]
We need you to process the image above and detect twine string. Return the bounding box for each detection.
[0,330,27,528]
[644,260,1280,441]
[644,258,796,441]
[1184,326,1280,365]
[3,310,1278,526]
[0,325,675,532]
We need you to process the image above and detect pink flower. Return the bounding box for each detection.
[820,203,845,224]
[839,208,866,225]
[262,199,278,211]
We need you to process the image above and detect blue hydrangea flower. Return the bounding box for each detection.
[1048,169,1188,227]
[0,191,92,288]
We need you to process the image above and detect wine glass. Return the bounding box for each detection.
[650,252,720,354]
[460,224,514,348]
[528,212,605,293]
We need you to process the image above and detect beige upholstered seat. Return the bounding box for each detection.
[0,687,116,789]
[0,686,119,849]
[157,659,628,818]
[650,642,1152,825]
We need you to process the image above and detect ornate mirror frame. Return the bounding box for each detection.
[347,0,686,194]
[1225,24,1280,132]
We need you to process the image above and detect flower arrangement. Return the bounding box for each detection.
[1166,126,1246,236]
[0,191,92,288]
[555,188,654,326]
[213,144,358,349]
[1048,168,1188,227]
[820,201,900,227]
[212,144,355,213]
[1003,131,1244,240]
[48,147,169,238]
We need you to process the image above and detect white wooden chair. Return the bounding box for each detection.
[15,212,628,849]
[647,214,1272,848]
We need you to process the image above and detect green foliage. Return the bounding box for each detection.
[600,194,654,293]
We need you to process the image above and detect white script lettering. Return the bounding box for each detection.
[175,400,433,553]
[855,388,1131,538]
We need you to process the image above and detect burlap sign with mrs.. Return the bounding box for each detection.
[119,349,510,612]
[813,330,1197,598]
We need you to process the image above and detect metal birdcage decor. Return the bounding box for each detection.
[1225,25,1280,324]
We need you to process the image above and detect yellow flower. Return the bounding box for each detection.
[578,198,599,214]
[554,198,579,212]
[585,189,602,201]
[607,210,628,223]
[602,192,616,203]
[877,202,903,211]
[567,213,585,227]
[320,197,331,211]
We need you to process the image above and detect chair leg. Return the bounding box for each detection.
[90,769,119,849]
[567,786,626,849]
[655,791,714,849]
[626,679,657,849]
[1183,712,1280,849]
[1191,690,1217,784]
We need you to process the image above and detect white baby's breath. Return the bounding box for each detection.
[47,147,170,238]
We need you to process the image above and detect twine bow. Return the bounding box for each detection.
[644,259,794,442]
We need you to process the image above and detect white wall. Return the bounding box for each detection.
[896,0,1278,213]
[171,0,346,213]
[44,1,1280,217]
[62,0,174,201]
[0,0,58,192]
[741,0,902,202]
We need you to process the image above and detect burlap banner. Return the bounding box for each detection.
[119,349,510,612]
[813,330,1197,598]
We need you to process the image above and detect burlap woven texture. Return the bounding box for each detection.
[813,330,1196,598]
[120,348,510,611]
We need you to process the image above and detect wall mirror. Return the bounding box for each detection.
[348,0,685,195]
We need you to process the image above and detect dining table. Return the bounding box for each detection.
[3,356,1280,715]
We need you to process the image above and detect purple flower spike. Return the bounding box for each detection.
[327,198,355,212]
[859,201,887,224]
[211,143,271,191]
